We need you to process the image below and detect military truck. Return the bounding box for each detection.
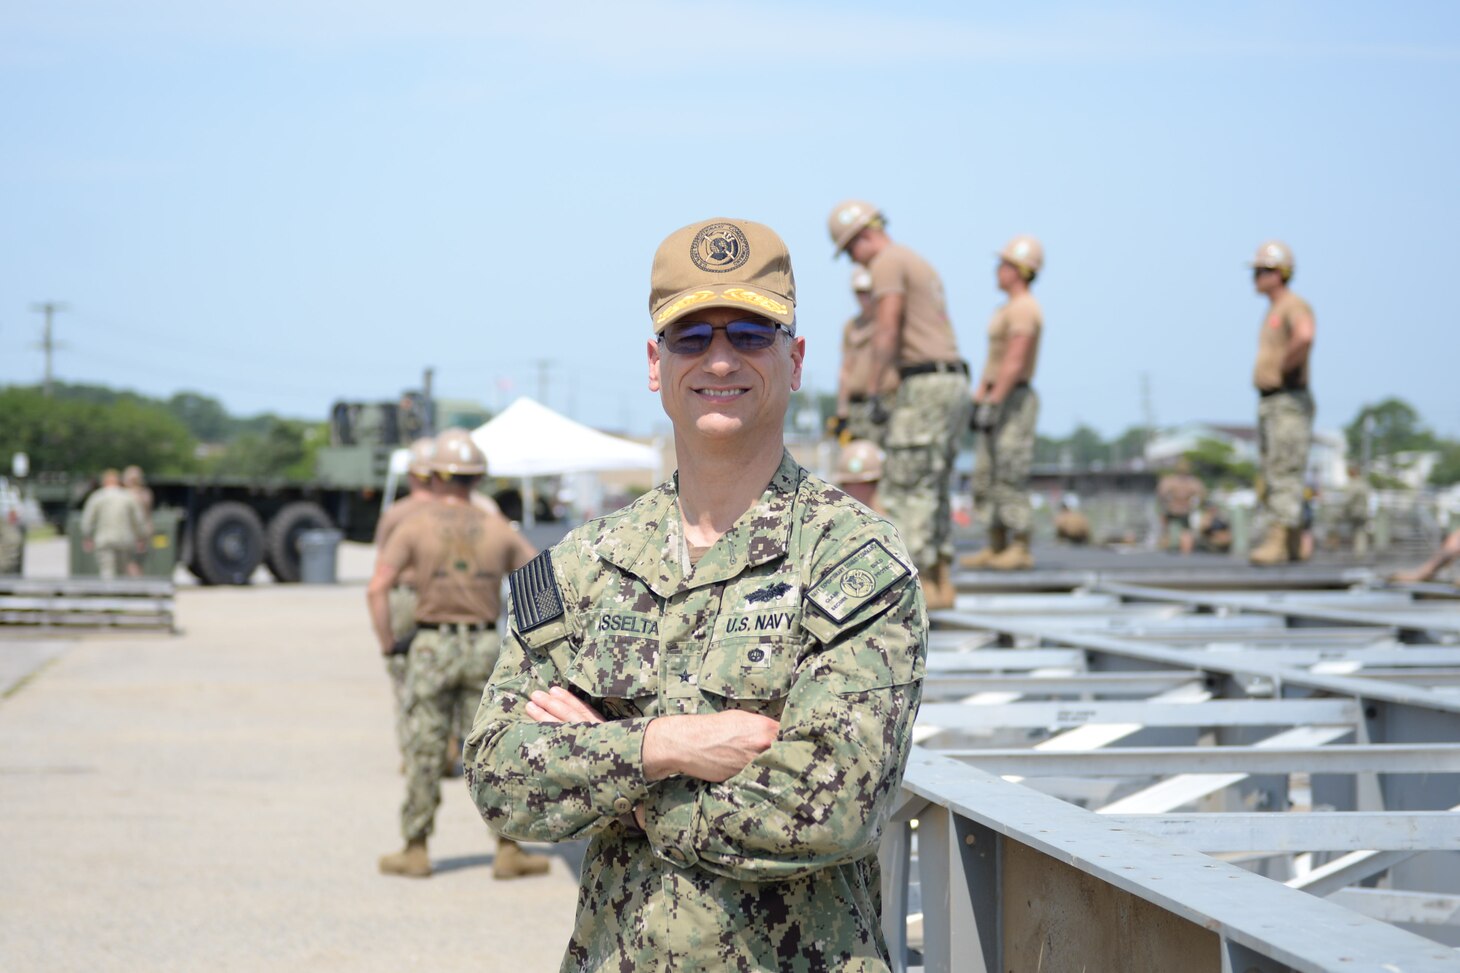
[32,394,429,585]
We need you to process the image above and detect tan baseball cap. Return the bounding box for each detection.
[648,218,796,334]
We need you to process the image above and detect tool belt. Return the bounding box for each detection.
[899,360,968,379]
[847,394,871,404]
[417,620,496,632]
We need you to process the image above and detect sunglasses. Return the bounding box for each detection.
[659,318,790,355]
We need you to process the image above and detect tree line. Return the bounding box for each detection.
[0,383,324,480]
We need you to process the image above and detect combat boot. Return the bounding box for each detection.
[1248,525,1288,566]
[494,837,551,880]
[959,526,1007,569]
[379,838,431,878]
[987,534,1033,571]
[922,559,956,611]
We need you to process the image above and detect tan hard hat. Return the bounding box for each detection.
[998,235,1044,278]
[431,428,487,476]
[834,439,884,484]
[827,199,881,255]
[1250,240,1295,278]
[648,218,796,333]
[407,437,437,478]
[851,267,873,293]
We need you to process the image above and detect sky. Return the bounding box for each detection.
[3,2,1458,442]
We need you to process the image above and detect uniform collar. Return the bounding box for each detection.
[596,450,803,598]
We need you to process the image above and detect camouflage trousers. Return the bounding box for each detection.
[400,625,500,841]
[0,521,22,575]
[1257,390,1314,529]
[384,586,417,757]
[882,371,971,568]
[94,543,133,580]
[973,385,1039,534]
[846,398,888,446]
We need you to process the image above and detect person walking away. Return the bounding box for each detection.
[80,470,145,580]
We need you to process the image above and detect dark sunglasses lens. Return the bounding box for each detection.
[664,323,713,354]
[725,320,779,349]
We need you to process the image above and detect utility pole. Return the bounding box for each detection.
[1139,371,1156,460]
[534,359,553,408]
[30,301,68,397]
[422,366,435,435]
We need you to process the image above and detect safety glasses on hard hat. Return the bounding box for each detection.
[659,319,789,355]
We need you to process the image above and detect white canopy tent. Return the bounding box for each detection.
[385,397,662,525]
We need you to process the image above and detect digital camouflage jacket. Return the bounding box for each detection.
[464,451,927,972]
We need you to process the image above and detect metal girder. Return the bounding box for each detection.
[1103,812,1460,852]
[941,743,1460,777]
[898,750,1460,972]
[923,670,1201,696]
[1327,888,1460,926]
[917,698,1358,731]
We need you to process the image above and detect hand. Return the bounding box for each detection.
[643,710,780,782]
[526,686,606,724]
[971,401,1001,432]
[868,396,891,426]
[825,415,848,439]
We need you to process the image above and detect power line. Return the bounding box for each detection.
[30,301,68,397]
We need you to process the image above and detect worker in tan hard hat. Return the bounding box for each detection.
[965,235,1044,571]
[831,267,896,446]
[371,437,438,770]
[368,428,547,880]
[833,438,885,512]
[1247,240,1316,566]
[829,199,968,608]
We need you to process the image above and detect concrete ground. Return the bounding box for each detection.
[0,559,581,972]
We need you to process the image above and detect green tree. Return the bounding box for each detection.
[1345,398,1437,461]
[0,387,197,474]
[1430,441,1460,487]
[166,391,234,442]
[205,418,324,480]
[1184,437,1257,489]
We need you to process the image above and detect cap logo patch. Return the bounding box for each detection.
[690,223,750,274]
[655,289,716,325]
[722,287,789,317]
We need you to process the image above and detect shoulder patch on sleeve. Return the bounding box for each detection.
[806,539,911,624]
[509,550,564,633]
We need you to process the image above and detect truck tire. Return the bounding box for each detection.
[193,501,265,586]
[264,501,332,583]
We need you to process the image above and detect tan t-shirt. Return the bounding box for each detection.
[867,242,959,367]
[1157,473,1205,516]
[1253,291,1314,391]
[374,492,432,588]
[980,292,1042,388]
[380,500,536,624]
[840,312,900,399]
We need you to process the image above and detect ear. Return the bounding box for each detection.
[647,338,662,392]
[789,335,805,392]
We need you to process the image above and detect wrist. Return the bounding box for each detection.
[642,716,680,782]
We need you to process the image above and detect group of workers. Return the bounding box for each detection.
[824,199,1319,585]
[78,466,153,579]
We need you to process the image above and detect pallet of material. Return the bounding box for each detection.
[0,579,175,631]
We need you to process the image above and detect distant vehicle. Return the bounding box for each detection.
[31,393,431,585]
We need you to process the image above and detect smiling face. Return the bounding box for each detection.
[647,306,805,447]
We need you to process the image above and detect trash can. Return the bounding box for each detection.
[297,528,343,584]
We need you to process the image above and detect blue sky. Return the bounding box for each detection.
[3,2,1457,441]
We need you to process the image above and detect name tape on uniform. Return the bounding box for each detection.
[806,539,909,624]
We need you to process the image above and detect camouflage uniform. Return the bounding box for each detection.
[883,372,970,568]
[846,398,887,446]
[386,585,418,754]
[1257,390,1314,529]
[971,385,1038,534]
[401,624,500,841]
[465,451,927,973]
[79,485,145,580]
